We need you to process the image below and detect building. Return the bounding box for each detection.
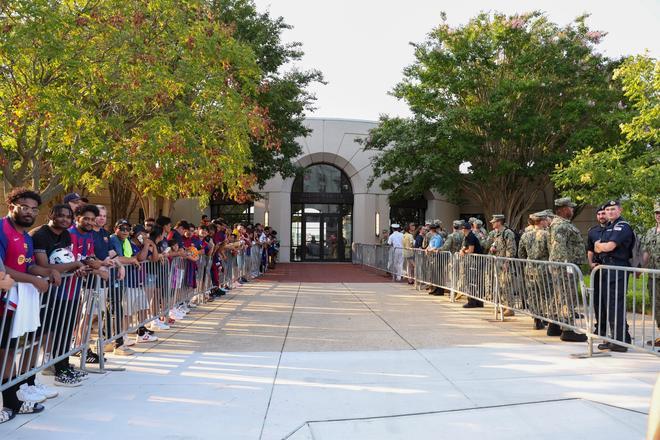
[171,117,597,263]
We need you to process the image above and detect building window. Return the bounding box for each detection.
[209,193,254,225]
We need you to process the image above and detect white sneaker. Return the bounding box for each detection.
[124,338,136,347]
[17,383,46,403]
[136,333,158,343]
[169,309,185,320]
[33,382,58,399]
[155,320,170,330]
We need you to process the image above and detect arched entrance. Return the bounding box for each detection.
[290,164,353,262]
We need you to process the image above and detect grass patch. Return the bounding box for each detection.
[582,270,654,315]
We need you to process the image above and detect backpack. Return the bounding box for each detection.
[505,227,521,258]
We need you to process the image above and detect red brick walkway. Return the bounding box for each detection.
[256,263,390,283]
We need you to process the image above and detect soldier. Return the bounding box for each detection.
[441,220,464,254]
[470,218,488,250]
[587,205,608,336]
[642,202,660,347]
[519,212,551,330]
[459,221,484,308]
[548,197,587,342]
[488,214,517,316]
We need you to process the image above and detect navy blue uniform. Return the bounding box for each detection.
[587,224,606,335]
[599,217,633,343]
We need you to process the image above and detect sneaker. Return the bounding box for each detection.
[67,366,89,381]
[113,345,135,356]
[136,333,158,343]
[17,383,46,403]
[124,338,136,347]
[0,407,15,424]
[154,320,170,330]
[33,382,58,399]
[17,401,45,414]
[54,370,83,387]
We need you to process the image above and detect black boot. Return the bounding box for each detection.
[546,323,562,336]
[534,318,546,330]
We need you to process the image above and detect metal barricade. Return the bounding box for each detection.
[0,272,96,392]
[452,253,499,307]
[411,249,453,291]
[588,265,659,356]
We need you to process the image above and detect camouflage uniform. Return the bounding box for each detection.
[548,216,586,325]
[519,227,550,318]
[491,227,518,308]
[441,230,463,254]
[641,225,660,328]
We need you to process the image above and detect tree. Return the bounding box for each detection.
[364,12,627,229]
[0,0,108,201]
[82,0,268,214]
[212,0,323,187]
[553,54,659,228]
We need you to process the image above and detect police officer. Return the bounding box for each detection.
[587,205,608,336]
[594,200,633,352]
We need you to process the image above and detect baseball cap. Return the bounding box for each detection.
[63,192,82,204]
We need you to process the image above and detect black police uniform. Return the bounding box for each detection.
[599,216,633,343]
[587,223,606,335]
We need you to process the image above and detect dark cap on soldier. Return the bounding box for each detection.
[605,200,621,207]
[460,221,471,229]
[554,197,576,208]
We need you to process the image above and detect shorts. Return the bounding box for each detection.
[0,310,16,348]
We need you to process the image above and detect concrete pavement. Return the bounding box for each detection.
[1,274,657,439]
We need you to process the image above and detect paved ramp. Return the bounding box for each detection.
[1,278,657,439]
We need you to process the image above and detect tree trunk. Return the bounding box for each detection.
[108,177,139,227]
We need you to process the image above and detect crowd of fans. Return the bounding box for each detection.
[0,187,279,423]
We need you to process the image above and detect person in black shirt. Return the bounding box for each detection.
[459,221,484,308]
[30,204,88,387]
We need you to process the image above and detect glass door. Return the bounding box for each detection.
[303,213,321,260]
[322,214,340,260]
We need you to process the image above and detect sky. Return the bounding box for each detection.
[253,0,660,121]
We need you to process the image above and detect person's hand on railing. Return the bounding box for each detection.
[93,268,110,281]
[0,271,15,291]
[46,268,62,286]
[74,265,92,278]
[33,276,50,293]
[117,264,126,281]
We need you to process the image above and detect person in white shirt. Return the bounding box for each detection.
[387,224,404,281]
